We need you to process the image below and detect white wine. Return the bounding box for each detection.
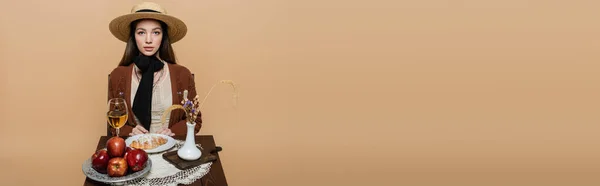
[107,110,128,129]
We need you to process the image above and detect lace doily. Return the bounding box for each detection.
[117,140,213,186]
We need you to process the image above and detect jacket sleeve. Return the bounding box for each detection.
[170,69,203,135]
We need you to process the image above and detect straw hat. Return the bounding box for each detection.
[109,2,187,43]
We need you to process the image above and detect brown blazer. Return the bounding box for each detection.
[108,63,202,136]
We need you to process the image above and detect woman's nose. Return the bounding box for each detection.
[145,35,152,44]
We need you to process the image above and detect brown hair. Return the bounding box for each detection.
[118,19,177,66]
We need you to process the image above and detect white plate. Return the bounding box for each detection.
[125,134,176,154]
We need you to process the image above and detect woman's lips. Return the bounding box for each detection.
[143,47,154,51]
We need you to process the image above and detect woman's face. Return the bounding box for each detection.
[134,19,163,56]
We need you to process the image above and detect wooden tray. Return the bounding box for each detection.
[162,146,221,170]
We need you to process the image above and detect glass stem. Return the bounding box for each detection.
[116,128,120,138]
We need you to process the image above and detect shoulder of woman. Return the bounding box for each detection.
[109,65,131,76]
[168,63,192,76]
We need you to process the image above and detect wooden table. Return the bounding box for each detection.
[84,135,228,186]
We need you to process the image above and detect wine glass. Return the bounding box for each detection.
[107,98,129,137]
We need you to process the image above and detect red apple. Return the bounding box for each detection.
[123,147,134,159]
[126,149,148,172]
[107,157,128,177]
[106,137,126,158]
[91,149,110,174]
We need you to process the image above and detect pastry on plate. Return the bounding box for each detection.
[130,135,168,150]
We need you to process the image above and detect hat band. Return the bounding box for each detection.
[135,9,161,13]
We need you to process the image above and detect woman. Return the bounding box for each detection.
[107,2,202,137]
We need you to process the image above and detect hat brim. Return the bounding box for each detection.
[109,12,187,43]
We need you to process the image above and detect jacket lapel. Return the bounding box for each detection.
[168,63,180,105]
[124,64,134,126]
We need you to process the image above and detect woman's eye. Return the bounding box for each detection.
[154,31,161,35]
[137,32,145,35]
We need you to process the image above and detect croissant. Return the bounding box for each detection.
[130,135,168,150]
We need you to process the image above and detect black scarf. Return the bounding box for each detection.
[132,55,164,130]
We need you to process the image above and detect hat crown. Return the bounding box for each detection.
[130,2,167,14]
[110,2,187,43]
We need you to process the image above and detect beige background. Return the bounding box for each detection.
[1,0,599,185]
